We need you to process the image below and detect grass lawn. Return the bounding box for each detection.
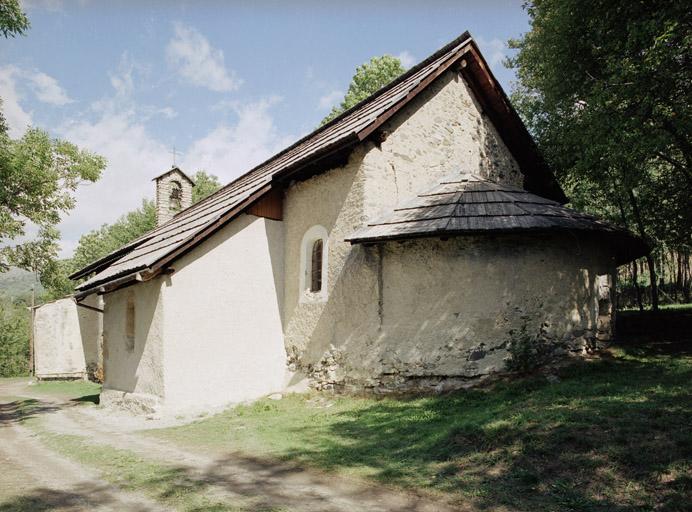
[30,379,101,401]
[150,343,692,511]
[619,303,692,312]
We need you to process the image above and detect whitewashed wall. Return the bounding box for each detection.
[33,295,101,379]
[162,214,287,411]
[100,277,165,411]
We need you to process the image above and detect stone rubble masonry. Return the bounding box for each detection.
[282,69,615,393]
[155,169,194,227]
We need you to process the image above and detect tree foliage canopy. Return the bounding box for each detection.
[320,55,406,126]
[0,123,106,273]
[508,0,692,308]
[0,0,29,38]
[508,0,691,241]
[191,170,222,204]
[0,1,106,277]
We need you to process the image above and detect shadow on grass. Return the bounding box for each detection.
[71,394,100,405]
[0,392,98,425]
[0,399,62,425]
[0,484,149,512]
[0,451,447,512]
[278,352,692,511]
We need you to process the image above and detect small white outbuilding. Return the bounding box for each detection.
[32,295,102,380]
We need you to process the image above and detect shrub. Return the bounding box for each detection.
[0,296,30,376]
[506,322,551,374]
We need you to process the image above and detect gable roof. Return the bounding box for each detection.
[152,166,195,185]
[71,31,567,296]
[346,174,648,265]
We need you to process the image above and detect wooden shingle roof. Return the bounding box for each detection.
[71,31,567,295]
[346,174,648,264]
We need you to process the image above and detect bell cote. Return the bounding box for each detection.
[153,166,195,226]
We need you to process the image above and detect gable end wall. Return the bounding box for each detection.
[361,70,523,221]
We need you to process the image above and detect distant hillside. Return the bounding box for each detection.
[0,267,44,301]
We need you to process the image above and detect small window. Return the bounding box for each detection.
[125,295,135,351]
[169,180,182,212]
[300,225,328,302]
[310,239,323,292]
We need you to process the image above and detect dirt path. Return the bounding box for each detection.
[0,388,169,511]
[0,379,462,512]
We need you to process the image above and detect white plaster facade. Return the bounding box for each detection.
[100,214,288,412]
[95,69,618,410]
[33,295,102,380]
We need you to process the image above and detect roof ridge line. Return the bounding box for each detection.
[172,32,474,216]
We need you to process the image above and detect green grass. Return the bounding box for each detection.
[619,302,692,312]
[150,344,692,511]
[30,380,101,402]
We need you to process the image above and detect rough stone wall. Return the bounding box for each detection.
[162,214,288,412]
[282,69,613,392]
[285,231,613,393]
[33,295,101,379]
[361,70,523,221]
[282,145,380,381]
[355,235,612,392]
[155,170,193,226]
[101,277,165,409]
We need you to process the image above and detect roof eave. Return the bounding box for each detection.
[346,226,650,265]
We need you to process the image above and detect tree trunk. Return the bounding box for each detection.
[627,189,659,311]
[684,250,691,303]
[632,260,644,312]
[676,250,682,301]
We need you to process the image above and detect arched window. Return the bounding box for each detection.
[169,180,182,212]
[125,294,135,352]
[300,225,328,302]
[310,239,323,292]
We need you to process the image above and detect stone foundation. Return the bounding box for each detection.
[99,389,162,414]
[292,326,609,395]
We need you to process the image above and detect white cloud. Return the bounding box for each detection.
[396,51,417,69]
[0,65,33,137]
[476,37,507,68]
[28,70,72,105]
[55,59,286,258]
[21,0,64,11]
[318,89,343,110]
[183,96,292,182]
[55,58,175,257]
[58,113,171,258]
[166,22,241,92]
[0,65,72,136]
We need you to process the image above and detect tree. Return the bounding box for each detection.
[0,125,106,273]
[41,171,222,298]
[320,55,406,126]
[0,0,29,38]
[0,1,106,277]
[0,295,30,376]
[507,0,691,310]
[192,170,222,203]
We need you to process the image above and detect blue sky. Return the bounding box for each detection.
[1,0,530,257]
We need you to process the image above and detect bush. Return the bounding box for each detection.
[506,322,551,374]
[0,296,30,377]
